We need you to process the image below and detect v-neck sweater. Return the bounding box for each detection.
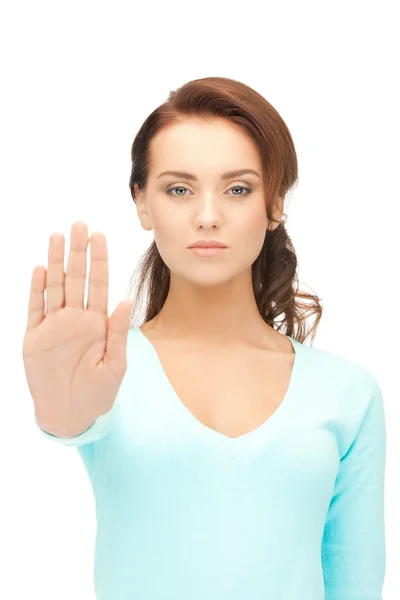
[34,326,387,600]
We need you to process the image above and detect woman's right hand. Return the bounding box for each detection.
[22,221,134,437]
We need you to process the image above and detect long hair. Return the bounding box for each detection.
[127,76,322,345]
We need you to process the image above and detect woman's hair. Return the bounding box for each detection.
[127,76,323,345]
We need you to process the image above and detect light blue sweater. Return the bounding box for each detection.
[34,326,386,599]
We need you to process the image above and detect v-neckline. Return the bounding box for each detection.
[132,326,303,451]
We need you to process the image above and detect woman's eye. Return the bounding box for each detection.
[166,185,252,197]
[229,186,252,196]
[166,186,189,197]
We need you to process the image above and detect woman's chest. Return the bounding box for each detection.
[151,344,295,439]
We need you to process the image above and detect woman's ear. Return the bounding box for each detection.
[134,185,153,231]
[268,195,285,230]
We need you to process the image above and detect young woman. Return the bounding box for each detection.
[23,76,386,599]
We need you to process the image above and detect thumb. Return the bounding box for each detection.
[105,299,134,367]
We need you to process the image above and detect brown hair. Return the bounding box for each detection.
[127,76,322,345]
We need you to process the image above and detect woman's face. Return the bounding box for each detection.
[135,117,280,288]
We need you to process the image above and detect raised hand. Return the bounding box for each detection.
[22,221,133,437]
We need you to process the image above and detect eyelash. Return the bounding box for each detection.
[166,185,253,198]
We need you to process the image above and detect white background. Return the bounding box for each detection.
[0,1,398,598]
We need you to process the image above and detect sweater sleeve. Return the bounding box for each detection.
[321,372,387,599]
[33,398,120,447]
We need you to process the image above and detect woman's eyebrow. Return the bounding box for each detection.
[157,169,261,181]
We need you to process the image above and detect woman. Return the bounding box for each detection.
[24,76,386,599]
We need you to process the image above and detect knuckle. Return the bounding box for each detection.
[88,278,106,288]
[66,269,85,279]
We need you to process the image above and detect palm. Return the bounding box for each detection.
[23,222,133,437]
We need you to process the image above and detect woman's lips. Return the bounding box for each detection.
[188,247,227,257]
